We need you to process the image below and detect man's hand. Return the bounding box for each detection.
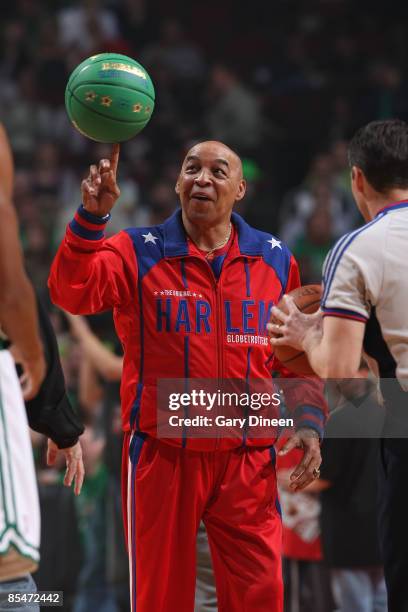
[82,143,120,217]
[267,295,322,351]
[279,427,322,492]
[47,439,85,496]
[9,344,46,401]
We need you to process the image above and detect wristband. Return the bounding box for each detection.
[69,204,111,240]
[78,204,111,224]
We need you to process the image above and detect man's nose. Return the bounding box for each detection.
[194,169,211,185]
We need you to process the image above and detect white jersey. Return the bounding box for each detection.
[0,349,40,580]
[321,202,408,389]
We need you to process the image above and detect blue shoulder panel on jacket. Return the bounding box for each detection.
[232,213,292,293]
[262,236,292,294]
[125,225,165,280]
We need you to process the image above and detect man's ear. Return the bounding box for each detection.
[235,179,246,202]
[352,166,365,196]
[175,179,180,195]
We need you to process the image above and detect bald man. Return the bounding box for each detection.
[49,141,325,612]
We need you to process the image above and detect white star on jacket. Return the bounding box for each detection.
[142,232,158,244]
[267,237,282,250]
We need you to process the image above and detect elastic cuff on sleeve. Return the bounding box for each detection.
[321,306,368,323]
[78,204,111,224]
[69,204,111,240]
[294,405,325,439]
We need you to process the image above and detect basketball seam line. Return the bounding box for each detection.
[299,299,321,311]
[68,89,152,125]
[68,80,155,104]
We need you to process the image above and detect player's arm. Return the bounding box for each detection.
[25,295,85,495]
[0,124,45,399]
[26,296,84,447]
[49,144,138,314]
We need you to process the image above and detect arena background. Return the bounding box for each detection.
[1,0,406,609]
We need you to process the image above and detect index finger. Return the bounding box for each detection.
[110,143,120,176]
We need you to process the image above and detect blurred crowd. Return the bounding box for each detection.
[1,0,405,609]
[4,0,408,289]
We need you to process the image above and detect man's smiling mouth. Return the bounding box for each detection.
[190,193,213,202]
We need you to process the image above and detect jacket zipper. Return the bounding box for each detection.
[213,256,250,449]
[178,255,221,449]
[214,275,224,450]
[178,254,247,449]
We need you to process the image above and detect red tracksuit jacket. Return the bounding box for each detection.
[49,206,326,449]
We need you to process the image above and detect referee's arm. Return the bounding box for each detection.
[304,316,365,379]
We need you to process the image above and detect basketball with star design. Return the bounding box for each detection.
[65,53,155,143]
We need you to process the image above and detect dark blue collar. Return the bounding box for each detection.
[163,209,264,258]
[163,209,189,257]
[375,200,408,218]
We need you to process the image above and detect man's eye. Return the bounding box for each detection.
[186,166,197,173]
[214,168,226,176]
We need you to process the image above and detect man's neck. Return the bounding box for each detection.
[182,214,232,252]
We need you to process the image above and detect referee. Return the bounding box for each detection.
[270,118,408,611]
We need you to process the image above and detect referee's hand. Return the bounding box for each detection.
[47,439,85,496]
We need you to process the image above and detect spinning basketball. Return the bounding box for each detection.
[65,53,155,143]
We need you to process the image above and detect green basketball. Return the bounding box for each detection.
[65,53,155,143]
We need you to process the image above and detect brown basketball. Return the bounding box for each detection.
[271,284,322,375]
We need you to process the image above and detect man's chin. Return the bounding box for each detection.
[189,197,214,208]
[184,200,214,219]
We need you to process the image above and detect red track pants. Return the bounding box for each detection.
[122,433,283,612]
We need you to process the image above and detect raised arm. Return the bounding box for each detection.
[49,144,138,314]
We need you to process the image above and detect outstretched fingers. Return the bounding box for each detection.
[110,143,120,176]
